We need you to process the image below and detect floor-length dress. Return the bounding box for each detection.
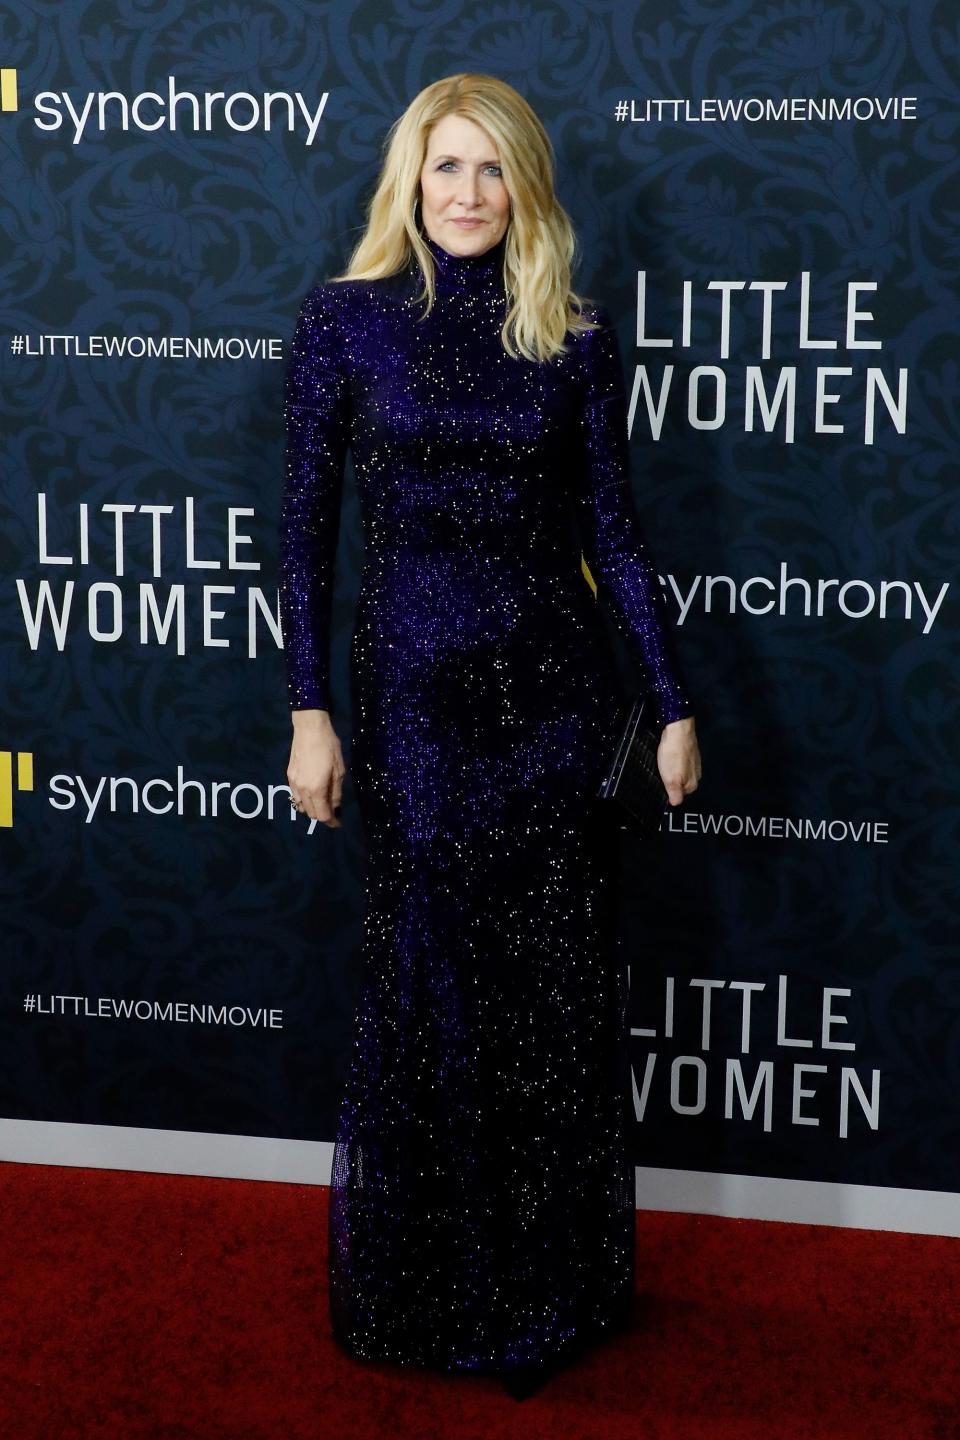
[278,229,694,1378]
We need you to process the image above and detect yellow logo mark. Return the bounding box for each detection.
[0,69,17,112]
[0,750,33,828]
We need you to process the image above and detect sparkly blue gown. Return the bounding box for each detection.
[278,229,694,1379]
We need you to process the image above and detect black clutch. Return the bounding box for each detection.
[596,692,668,839]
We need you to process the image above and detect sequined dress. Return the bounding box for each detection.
[278,229,694,1378]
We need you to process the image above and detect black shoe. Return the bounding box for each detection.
[500,1360,552,1401]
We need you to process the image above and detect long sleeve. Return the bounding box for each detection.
[574,305,695,727]
[278,284,351,713]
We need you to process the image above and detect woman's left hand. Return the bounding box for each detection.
[658,715,701,807]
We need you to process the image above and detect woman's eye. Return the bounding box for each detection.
[437,162,502,176]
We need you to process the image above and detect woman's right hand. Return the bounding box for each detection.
[287,709,346,828]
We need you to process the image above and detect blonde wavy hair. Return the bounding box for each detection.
[328,73,600,363]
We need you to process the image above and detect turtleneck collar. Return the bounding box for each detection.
[421,228,508,293]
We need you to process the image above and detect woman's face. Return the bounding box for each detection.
[418,113,511,258]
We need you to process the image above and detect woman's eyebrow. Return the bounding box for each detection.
[433,153,501,165]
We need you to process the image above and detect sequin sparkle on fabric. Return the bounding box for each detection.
[278,230,695,1378]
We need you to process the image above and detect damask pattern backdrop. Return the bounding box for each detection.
[1,2,957,1205]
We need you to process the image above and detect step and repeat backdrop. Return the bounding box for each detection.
[1,2,957,1216]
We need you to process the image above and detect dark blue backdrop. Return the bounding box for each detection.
[1,0,957,1203]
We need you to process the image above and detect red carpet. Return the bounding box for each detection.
[1,1160,957,1439]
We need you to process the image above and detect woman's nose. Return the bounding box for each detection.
[458,172,480,205]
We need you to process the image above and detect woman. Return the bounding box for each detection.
[279,73,701,1399]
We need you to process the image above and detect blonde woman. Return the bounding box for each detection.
[279,73,701,1400]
